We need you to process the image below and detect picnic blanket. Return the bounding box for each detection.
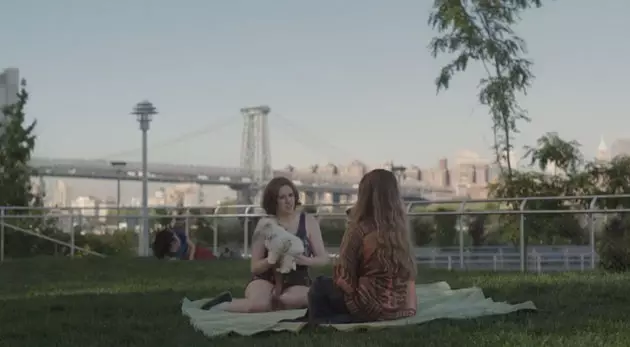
[181,281,536,338]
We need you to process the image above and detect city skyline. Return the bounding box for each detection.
[37,134,626,207]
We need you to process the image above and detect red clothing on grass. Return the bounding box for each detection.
[192,245,216,260]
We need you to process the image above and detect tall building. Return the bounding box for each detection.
[596,136,610,163]
[610,138,630,158]
[0,68,20,109]
[54,180,72,207]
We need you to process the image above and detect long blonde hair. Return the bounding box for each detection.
[349,169,416,279]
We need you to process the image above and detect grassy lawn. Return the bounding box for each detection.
[1,258,629,347]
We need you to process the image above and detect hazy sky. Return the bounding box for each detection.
[2,0,628,173]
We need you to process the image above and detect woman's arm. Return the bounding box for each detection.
[297,214,330,267]
[187,240,196,260]
[406,280,417,311]
[250,218,276,274]
[333,223,363,294]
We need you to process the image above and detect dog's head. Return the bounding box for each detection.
[257,218,284,243]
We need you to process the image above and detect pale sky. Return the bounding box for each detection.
[2,0,629,201]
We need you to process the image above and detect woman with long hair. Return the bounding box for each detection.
[201,177,329,312]
[305,169,417,323]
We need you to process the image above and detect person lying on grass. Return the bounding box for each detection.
[152,223,216,260]
[302,169,417,324]
[200,177,329,312]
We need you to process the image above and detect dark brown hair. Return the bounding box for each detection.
[152,227,175,259]
[261,176,300,216]
[350,169,415,278]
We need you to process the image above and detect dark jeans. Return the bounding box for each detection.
[306,276,358,324]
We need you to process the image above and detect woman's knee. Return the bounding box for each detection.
[279,286,309,308]
[244,279,274,312]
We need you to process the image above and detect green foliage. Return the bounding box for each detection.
[468,215,487,246]
[598,215,630,272]
[153,208,173,226]
[429,0,543,180]
[434,208,459,247]
[319,219,346,245]
[0,81,69,257]
[411,217,435,246]
[0,81,36,207]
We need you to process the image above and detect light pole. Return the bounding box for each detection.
[110,161,127,228]
[132,101,157,257]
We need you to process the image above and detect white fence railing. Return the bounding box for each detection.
[0,194,629,272]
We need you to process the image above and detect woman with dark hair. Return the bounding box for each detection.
[304,169,417,323]
[152,225,215,260]
[202,176,329,312]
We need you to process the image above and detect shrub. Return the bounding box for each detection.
[598,214,630,272]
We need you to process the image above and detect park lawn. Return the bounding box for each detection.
[1,258,629,347]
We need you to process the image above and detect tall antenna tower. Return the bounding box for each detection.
[240,105,272,202]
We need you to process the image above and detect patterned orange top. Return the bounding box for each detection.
[333,222,417,321]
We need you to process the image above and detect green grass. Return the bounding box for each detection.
[1,258,629,347]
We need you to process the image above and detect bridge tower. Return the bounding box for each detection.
[239,106,272,204]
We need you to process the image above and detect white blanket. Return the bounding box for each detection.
[181,281,537,338]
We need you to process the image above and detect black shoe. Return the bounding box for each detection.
[200,291,233,310]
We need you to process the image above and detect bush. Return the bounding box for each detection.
[411,217,434,246]
[320,219,345,245]
[467,215,487,246]
[598,214,630,272]
[434,208,458,247]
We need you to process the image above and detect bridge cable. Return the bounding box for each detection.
[94,116,239,161]
[270,119,338,160]
[272,113,357,162]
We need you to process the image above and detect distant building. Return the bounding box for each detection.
[0,68,20,109]
[596,136,610,163]
[72,195,109,220]
[610,138,630,158]
[53,180,72,208]
[285,150,495,200]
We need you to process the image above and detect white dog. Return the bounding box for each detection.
[257,217,305,274]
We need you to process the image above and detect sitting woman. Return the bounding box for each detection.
[201,176,329,312]
[152,222,216,260]
[306,169,417,324]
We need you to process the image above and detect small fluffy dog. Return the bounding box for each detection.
[257,217,305,274]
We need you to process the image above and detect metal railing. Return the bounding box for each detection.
[0,206,107,261]
[0,194,629,271]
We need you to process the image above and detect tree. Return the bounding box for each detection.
[411,217,435,246]
[429,0,543,189]
[491,133,591,246]
[598,215,630,272]
[524,132,584,175]
[467,215,487,246]
[0,80,60,257]
[433,208,458,247]
[588,156,630,209]
[0,80,36,207]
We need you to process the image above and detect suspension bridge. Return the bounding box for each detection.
[29,106,454,204]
